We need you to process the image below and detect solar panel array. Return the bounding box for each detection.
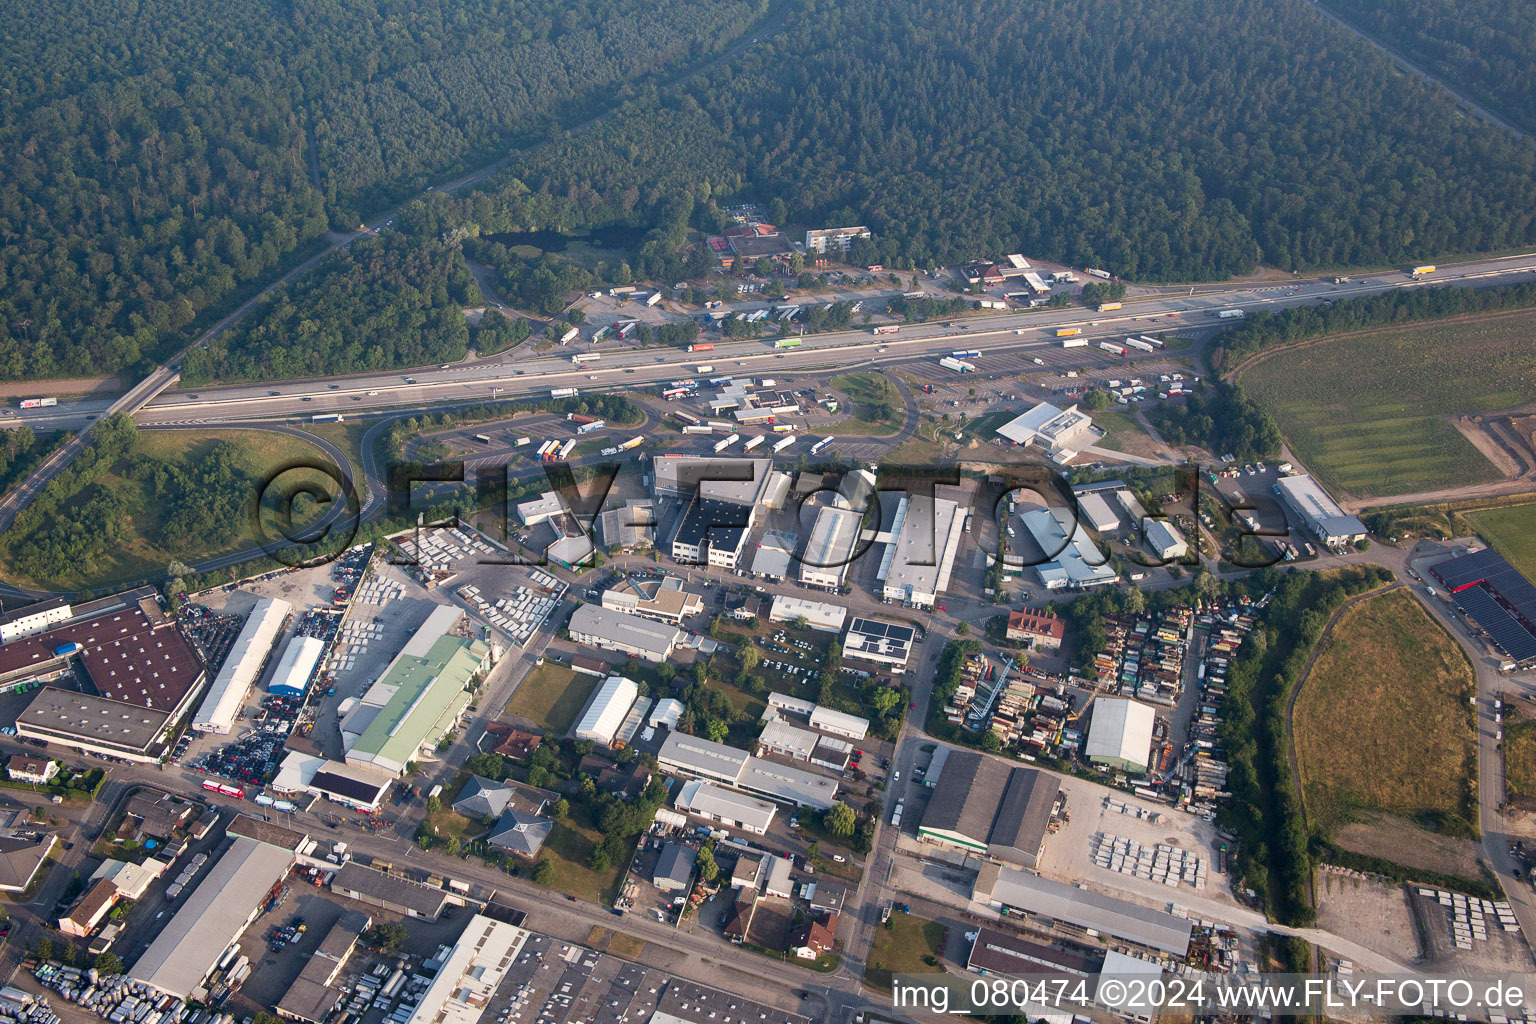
[1433,550,1536,662]
[844,617,916,658]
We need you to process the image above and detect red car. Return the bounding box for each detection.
[910,701,917,710]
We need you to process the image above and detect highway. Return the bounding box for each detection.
[11,252,1536,435]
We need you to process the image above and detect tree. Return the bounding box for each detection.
[955,621,969,635]
[870,687,901,715]
[425,795,441,814]
[1194,568,1221,603]
[532,859,556,886]
[1123,585,1146,616]
[981,730,1002,751]
[1084,389,1111,411]
[35,936,52,960]
[740,645,760,671]
[825,801,857,838]
[553,798,570,819]
[658,662,677,684]
[366,923,409,953]
[696,846,719,882]
[705,718,729,742]
[826,641,843,669]
[527,765,550,788]
[565,308,586,326]
[94,952,123,976]
[444,836,461,857]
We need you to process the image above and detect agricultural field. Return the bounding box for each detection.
[1293,589,1478,838]
[1240,312,1536,498]
[1466,504,1536,583]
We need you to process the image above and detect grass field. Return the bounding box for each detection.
[0,428,334,590]
[1089,408,1150,452]
[823,372,903,435]
[863,915,948,992]
[1504,721,1536,800]
[503,663,597,735]
[1239,311,1536,497]
[538,821,625,903]
[1466,504,1536,583]
[1293,589,1478,835]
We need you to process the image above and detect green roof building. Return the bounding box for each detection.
[342,616,489,776]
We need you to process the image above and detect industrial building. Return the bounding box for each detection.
[799,505,862,589]
[1143,519,1189,561]
[652,456,773,504]
[841,617,915,673]
[273,909,370,1024]
[1085,697,1157,773]
[596,500,656,552]
[341,605,490,776]
[749,530,798,581]
[657,732,838,809]
[654,843,697,892]
[0,834,56,893]
[918,750,1059,869]
[965,927,1102,980]
[58,877,121,936]
[567,604,680,663]
[267,634,326,697]
[995,403,1102,462]
[767,595,847,632]
[129,835,295,999]
[403,913,530,1024]
[879,494,965,609]
[1017,506,1118,590]
[765,692,870,740]
[329,861,447,919]
[1272,474,1367,549]
[1432,548,1536,663]
[600,579,702,624]
[192,597,289,732]
[674,779,777,834]
[755,718,852,771]
[1005,610,1065,651]
[0,596,73,643]
[7,591,207,760]
[574,675,640,746]
[973,863,1192,956]
[669,495,753,569]
[515,491,568,527]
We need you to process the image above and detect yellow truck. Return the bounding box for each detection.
[1097,302,1123,312]
[1056,327,1082,337]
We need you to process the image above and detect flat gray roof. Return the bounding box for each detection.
[130,836,295,998]
[331,860,447,917]
[568,604,680,659]
[979,865,1193,956]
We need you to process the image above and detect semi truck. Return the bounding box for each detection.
[1056,327,1082,337]
[872,325,900,335]
[1217,309,1244,319]
[1099,341,1127,355]
[1086,268,1112,279]
[474,433,493,444]
[618,436,644,451]
[742,435,766,451]
[18,397,58,409]
[713,434,741,453]
[576,420,605,434]
[1411,265,1437,276]
[1097,301,1122,311]
[952,349,981,358]
[559,327,579,344]
[771,435,797,453]
[938,357,975,373]
[688,343,714,352]
[682,425,714,435]
[696,364,715,373]
[514,437,532,447]
[549,387,579,398]
[571,353,601,365]
[774,337,802,349]
[1125,338,1155,353]
[1139,335,1164,347]
[809,437,835,455]
[646,291,663,307]
[312,413,345,422]
[1061,337,1088,348]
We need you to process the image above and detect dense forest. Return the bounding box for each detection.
[1321,0,1536,136]
[451,0,1536,280]
[180,234,481,383]
[0,0,764,380]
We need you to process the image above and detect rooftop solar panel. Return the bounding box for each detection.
[1433,548,1507,590]
[1456,586,1536,661]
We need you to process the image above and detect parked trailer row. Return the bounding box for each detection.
[938,357,975,373]
[1124,338,1156,353]
[771,435,797,453]
[1138,335,1164,347]
[672,410,702,426]
[683,425,715,435]
[742,435,766,451]
[713,434,742,453]
[1099,341,1127,356]
[809,437,835,455]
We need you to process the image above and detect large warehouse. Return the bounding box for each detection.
[341,605,490,776]
[193,597,289,732]
[918,749,1059,868]
[974,863,1192,957]
[1272,474,1367,549]
[573,675,640,746]
[1017,506,1118,590]
[8,590,207,761]
[1433,548,1536,663]
[268,634,326,697]
[129,836,294,999]
[403,913,531,1024]
[879,494,966,609]
[800,505,863,590]
[995,403,1101,462]
[567,604,681,663]
[1086,697,1157,773]
[658,732,838,809]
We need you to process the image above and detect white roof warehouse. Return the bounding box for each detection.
[129,836,295,999]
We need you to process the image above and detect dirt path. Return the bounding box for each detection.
[1344,480,1536,513]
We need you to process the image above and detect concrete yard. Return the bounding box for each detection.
[1312,865,1423,966]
